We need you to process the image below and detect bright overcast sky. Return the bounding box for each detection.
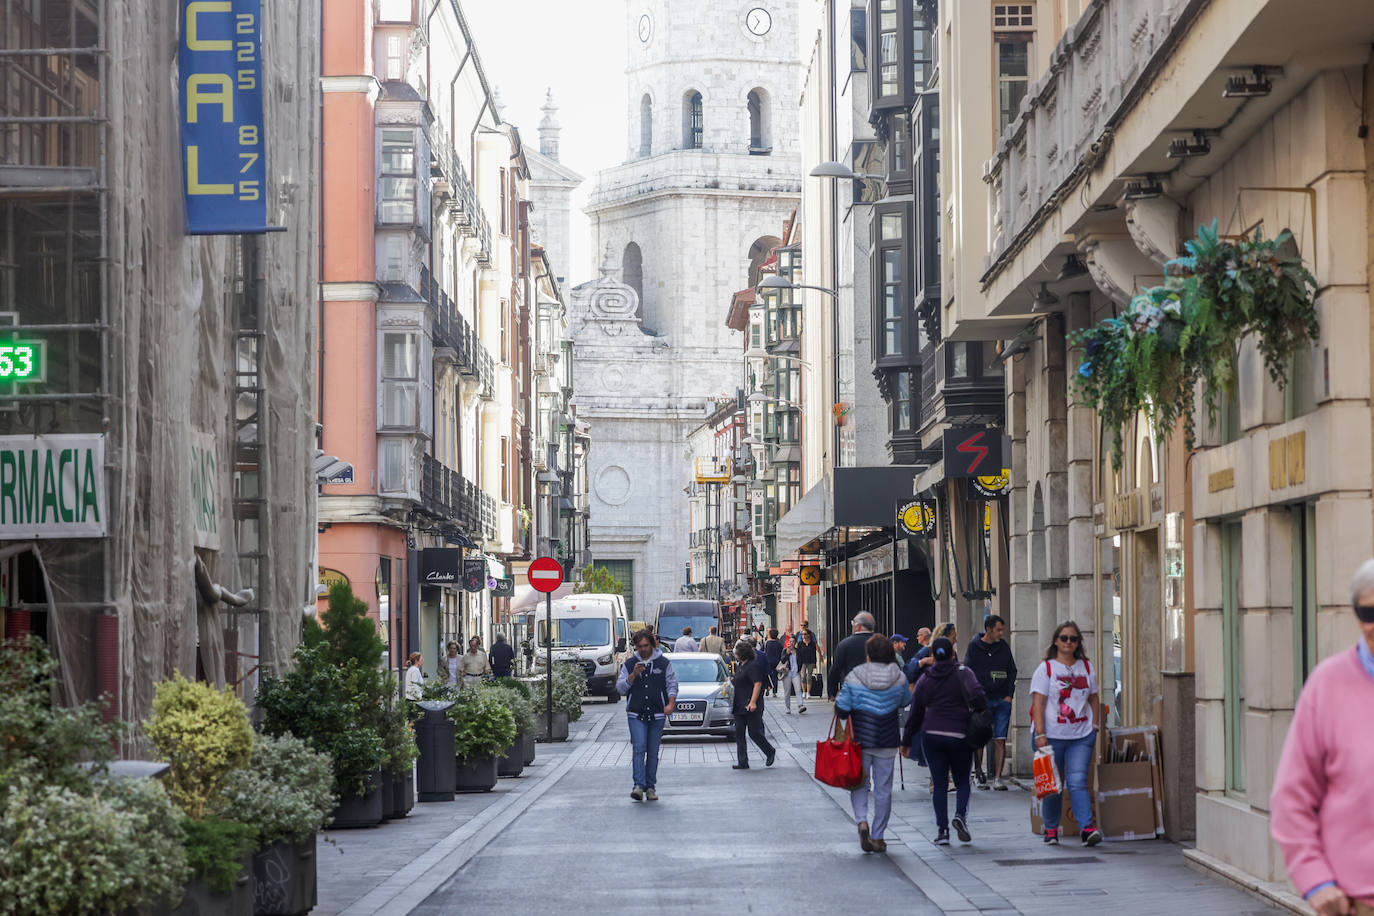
[463,0,628,288]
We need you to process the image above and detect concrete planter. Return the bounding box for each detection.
[329,771,384,829]
[522,732,536,767]
[536,711,569,742]
[455,755,498,793]
[378,774,397,821]
[497,737,524,777]
[156,852,253,916]
[390,771,414,817]
[251,836,316,916]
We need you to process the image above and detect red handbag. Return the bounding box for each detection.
[814,712,864,789]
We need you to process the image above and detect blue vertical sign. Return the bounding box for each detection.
[178,0,279,234]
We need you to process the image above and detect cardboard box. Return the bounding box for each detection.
[1095,726,1166,840]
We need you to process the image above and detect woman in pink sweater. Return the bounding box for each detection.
[1271,559,1374,916]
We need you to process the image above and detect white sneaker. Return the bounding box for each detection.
[992,778,1008,791]
[784,709,792,714]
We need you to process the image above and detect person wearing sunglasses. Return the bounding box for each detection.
[1029,620,1101,847]
[1270,560,1374,916]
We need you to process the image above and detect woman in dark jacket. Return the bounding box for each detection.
[795,630,820,698]
[902,637,987,846]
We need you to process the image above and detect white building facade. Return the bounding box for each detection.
[572,0,803,615]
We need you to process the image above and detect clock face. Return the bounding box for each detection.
[746,6,771,36]
[638,13,653,43]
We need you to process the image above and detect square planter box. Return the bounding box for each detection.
[251,836,316,916]
[522,732,536,767]
[390,771,414,817]
[329,770,384,829]
[455,754,498,793]
[536,711,569,742]
[497,737,524,777]
[152,852,253,916]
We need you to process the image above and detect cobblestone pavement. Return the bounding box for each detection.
[319,696,1286,915]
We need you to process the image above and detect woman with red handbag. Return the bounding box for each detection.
[834,634,910,854]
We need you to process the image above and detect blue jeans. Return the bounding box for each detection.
[921,733,973,829]
[1040,731,1096,830]
[988,698,1013,739]
[627,715,665,789]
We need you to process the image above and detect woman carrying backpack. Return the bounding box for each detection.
[902,637,987,846]
[1030,620,1102,846]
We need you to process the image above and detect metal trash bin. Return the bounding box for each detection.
[415,701,456,802]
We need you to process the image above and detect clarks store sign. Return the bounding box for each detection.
[0,434,106,538]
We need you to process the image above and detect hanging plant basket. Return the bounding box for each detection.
[1070,220,1318,468]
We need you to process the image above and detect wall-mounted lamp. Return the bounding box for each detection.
[1056,255,1089,282]
[1167,131,1211,159]
[1031,282,1060,311]
[1123,175,1165,200]
[1223,67,1274,99]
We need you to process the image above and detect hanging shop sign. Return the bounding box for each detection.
[178,0,280,234]
[190,431,221,551]
[462,557,488,593]
[970,468,1012,499]
[491,577,515,598]
[0,434,106,538]
[942,427,1003,479]
[779,576,800,604]
[897,498,937,539]
[798,565,823,587]
[419,547,461,588]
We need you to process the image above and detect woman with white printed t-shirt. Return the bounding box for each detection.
[1029,620,1102,847]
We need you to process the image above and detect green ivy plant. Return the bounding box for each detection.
[448,690,516,762]
[1070,221,1318,467]
[222,733,336,847]
[145,674,255,821]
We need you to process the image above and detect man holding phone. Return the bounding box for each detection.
[617,629,679,801]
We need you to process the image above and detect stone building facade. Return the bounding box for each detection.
[574,0,802,614]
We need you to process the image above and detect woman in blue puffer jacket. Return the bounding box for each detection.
[835,633,911,854]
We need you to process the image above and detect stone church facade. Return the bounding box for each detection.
[572,1,802,615]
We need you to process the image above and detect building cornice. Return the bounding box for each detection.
[320,75,382,102]
[321,281,383,302]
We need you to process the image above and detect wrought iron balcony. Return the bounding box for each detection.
[420,265,497,398]
[419,454,498,541]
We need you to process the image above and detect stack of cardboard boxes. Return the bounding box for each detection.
[1030,725,1166,840]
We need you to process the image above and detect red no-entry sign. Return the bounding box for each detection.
[529,556,565,593]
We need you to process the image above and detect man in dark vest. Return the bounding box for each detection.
[616,628,679,801]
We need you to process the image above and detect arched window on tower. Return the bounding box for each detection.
[683,90,703,149]
[639,94,653,158]
[747,88,771,154]
[622,242,644,313]
[747,235,781,288]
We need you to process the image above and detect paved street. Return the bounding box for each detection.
[321,698,1285,915]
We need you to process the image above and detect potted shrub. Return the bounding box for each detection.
[222,733,334,916]
[483,681,537,777]
[449,689,515,793]
[379,690,418,817]
[257,643,387,829]
[0,638,190,914]
[146,674,258,916]
[536,662,585,742]
[495,678,538,766]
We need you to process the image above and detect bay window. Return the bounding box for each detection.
[381,332,419,428]
[379,129,417,224]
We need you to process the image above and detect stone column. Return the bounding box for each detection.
[1006,350,1036,774]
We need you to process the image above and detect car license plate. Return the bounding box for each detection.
[670,712,704,723]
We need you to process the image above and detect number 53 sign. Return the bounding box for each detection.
[0,340,44,387]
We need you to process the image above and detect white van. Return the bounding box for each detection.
[534,593,629,702]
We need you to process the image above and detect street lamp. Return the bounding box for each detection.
[809,161,885,181]
[757,274,839,299]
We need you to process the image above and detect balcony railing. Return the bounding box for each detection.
[420,454,498,540]
[430,125,493,266]
[984,0,1191,273]
[420,265,496,399]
